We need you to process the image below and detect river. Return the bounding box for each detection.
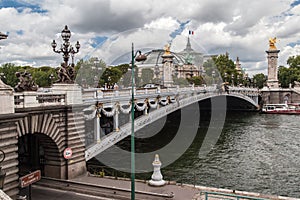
[161,111,300,198]
[91,107,300,198]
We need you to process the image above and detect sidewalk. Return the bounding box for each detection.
[72,174,300,200]
[73,174,199,200]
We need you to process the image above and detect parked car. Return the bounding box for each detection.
[143,84,157,89]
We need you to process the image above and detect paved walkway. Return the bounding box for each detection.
[72,174,300,200]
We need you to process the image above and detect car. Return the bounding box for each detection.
[143,84,157,89]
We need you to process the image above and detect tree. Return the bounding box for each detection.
[253,73,266,88]
[141,68,154,85]
[187,76,205,85]
[0,63,22,87]
[32,66,57,87]
[287,55,300,68]
[203,53,239,85]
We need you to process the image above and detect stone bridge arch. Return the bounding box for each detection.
[16,107,86,179]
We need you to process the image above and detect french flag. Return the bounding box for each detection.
[189,30,194,35]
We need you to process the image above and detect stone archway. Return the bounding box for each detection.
[17,113,68,179]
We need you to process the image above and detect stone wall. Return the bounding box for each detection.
[260,88,300,104]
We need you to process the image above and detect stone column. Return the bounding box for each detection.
[51,83,83,105]
[266,49,280,88]
[95,116,101,143]
[0,80,14,114]
[113,109,119,132]
[161,54,174,87]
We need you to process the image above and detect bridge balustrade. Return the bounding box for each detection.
[14,92,66,108]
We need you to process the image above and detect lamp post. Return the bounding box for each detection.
[51,25,80,67]
[212,70,215,85]
[49,73,55,85]
[51,25,80,83]
[130,43,147,200]
[231,74,234,86]
[0,149,6,190]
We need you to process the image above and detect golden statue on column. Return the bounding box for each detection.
[163,43,171,55]
[269,37,277,50]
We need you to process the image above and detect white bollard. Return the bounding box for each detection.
[149,154,166,186]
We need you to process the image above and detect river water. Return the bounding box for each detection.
[92,107,300,198]
[161,111,300,198]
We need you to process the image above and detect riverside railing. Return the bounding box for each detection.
[200,191,268,200]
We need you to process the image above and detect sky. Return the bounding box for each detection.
[1,0,300,76]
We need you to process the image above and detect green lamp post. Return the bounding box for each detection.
[130,43,147,200]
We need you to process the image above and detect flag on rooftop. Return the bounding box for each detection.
[189,30,194,35]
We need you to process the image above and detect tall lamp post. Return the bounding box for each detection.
[130,43,147,200]
[51,25,80,67]
[51,25,80,83]
[0,150,6,190]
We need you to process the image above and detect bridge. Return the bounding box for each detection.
[83,85,259,161]
[0,81,259,197]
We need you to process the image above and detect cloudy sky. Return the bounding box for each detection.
[1,0,300,76]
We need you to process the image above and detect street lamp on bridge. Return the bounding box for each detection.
[51,25,80,67]
[51,25,80,83]
[130,43,147,200]
[212,70,215,85]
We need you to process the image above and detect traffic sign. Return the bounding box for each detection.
[63,147,73,159]
[20,170,41,188]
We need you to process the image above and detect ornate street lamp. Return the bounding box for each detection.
[130,43,147,200]
[0,150,6,190]
[51,25,80,83]
[231,74,234,86]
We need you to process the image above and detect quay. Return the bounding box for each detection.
[33,174,300,200]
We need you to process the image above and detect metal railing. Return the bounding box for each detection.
[200,191,268,200]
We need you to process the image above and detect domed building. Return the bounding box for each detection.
[136,37,210,86]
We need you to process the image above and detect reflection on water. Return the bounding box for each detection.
[162,112,300,198]
[91,110,300,198]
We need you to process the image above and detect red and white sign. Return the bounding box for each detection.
[63,147,73,159]
[20,170,41,188]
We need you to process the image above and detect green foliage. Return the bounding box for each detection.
[203,53,240,85]
[187,76,205,85]
[140,68,154,85]
[32,67,57,87]
[100,67,123,87]
[287,55,300,68]
[75,57,106,87]
[0,63,57,88]
[173,77,189,86]
[0,63,21,87]
[253,73,266,88]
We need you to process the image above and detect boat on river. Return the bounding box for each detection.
[261,103,300,114]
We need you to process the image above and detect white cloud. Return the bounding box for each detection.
[0,0,299,76]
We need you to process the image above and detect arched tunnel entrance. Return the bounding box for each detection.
[18,133,61,177]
